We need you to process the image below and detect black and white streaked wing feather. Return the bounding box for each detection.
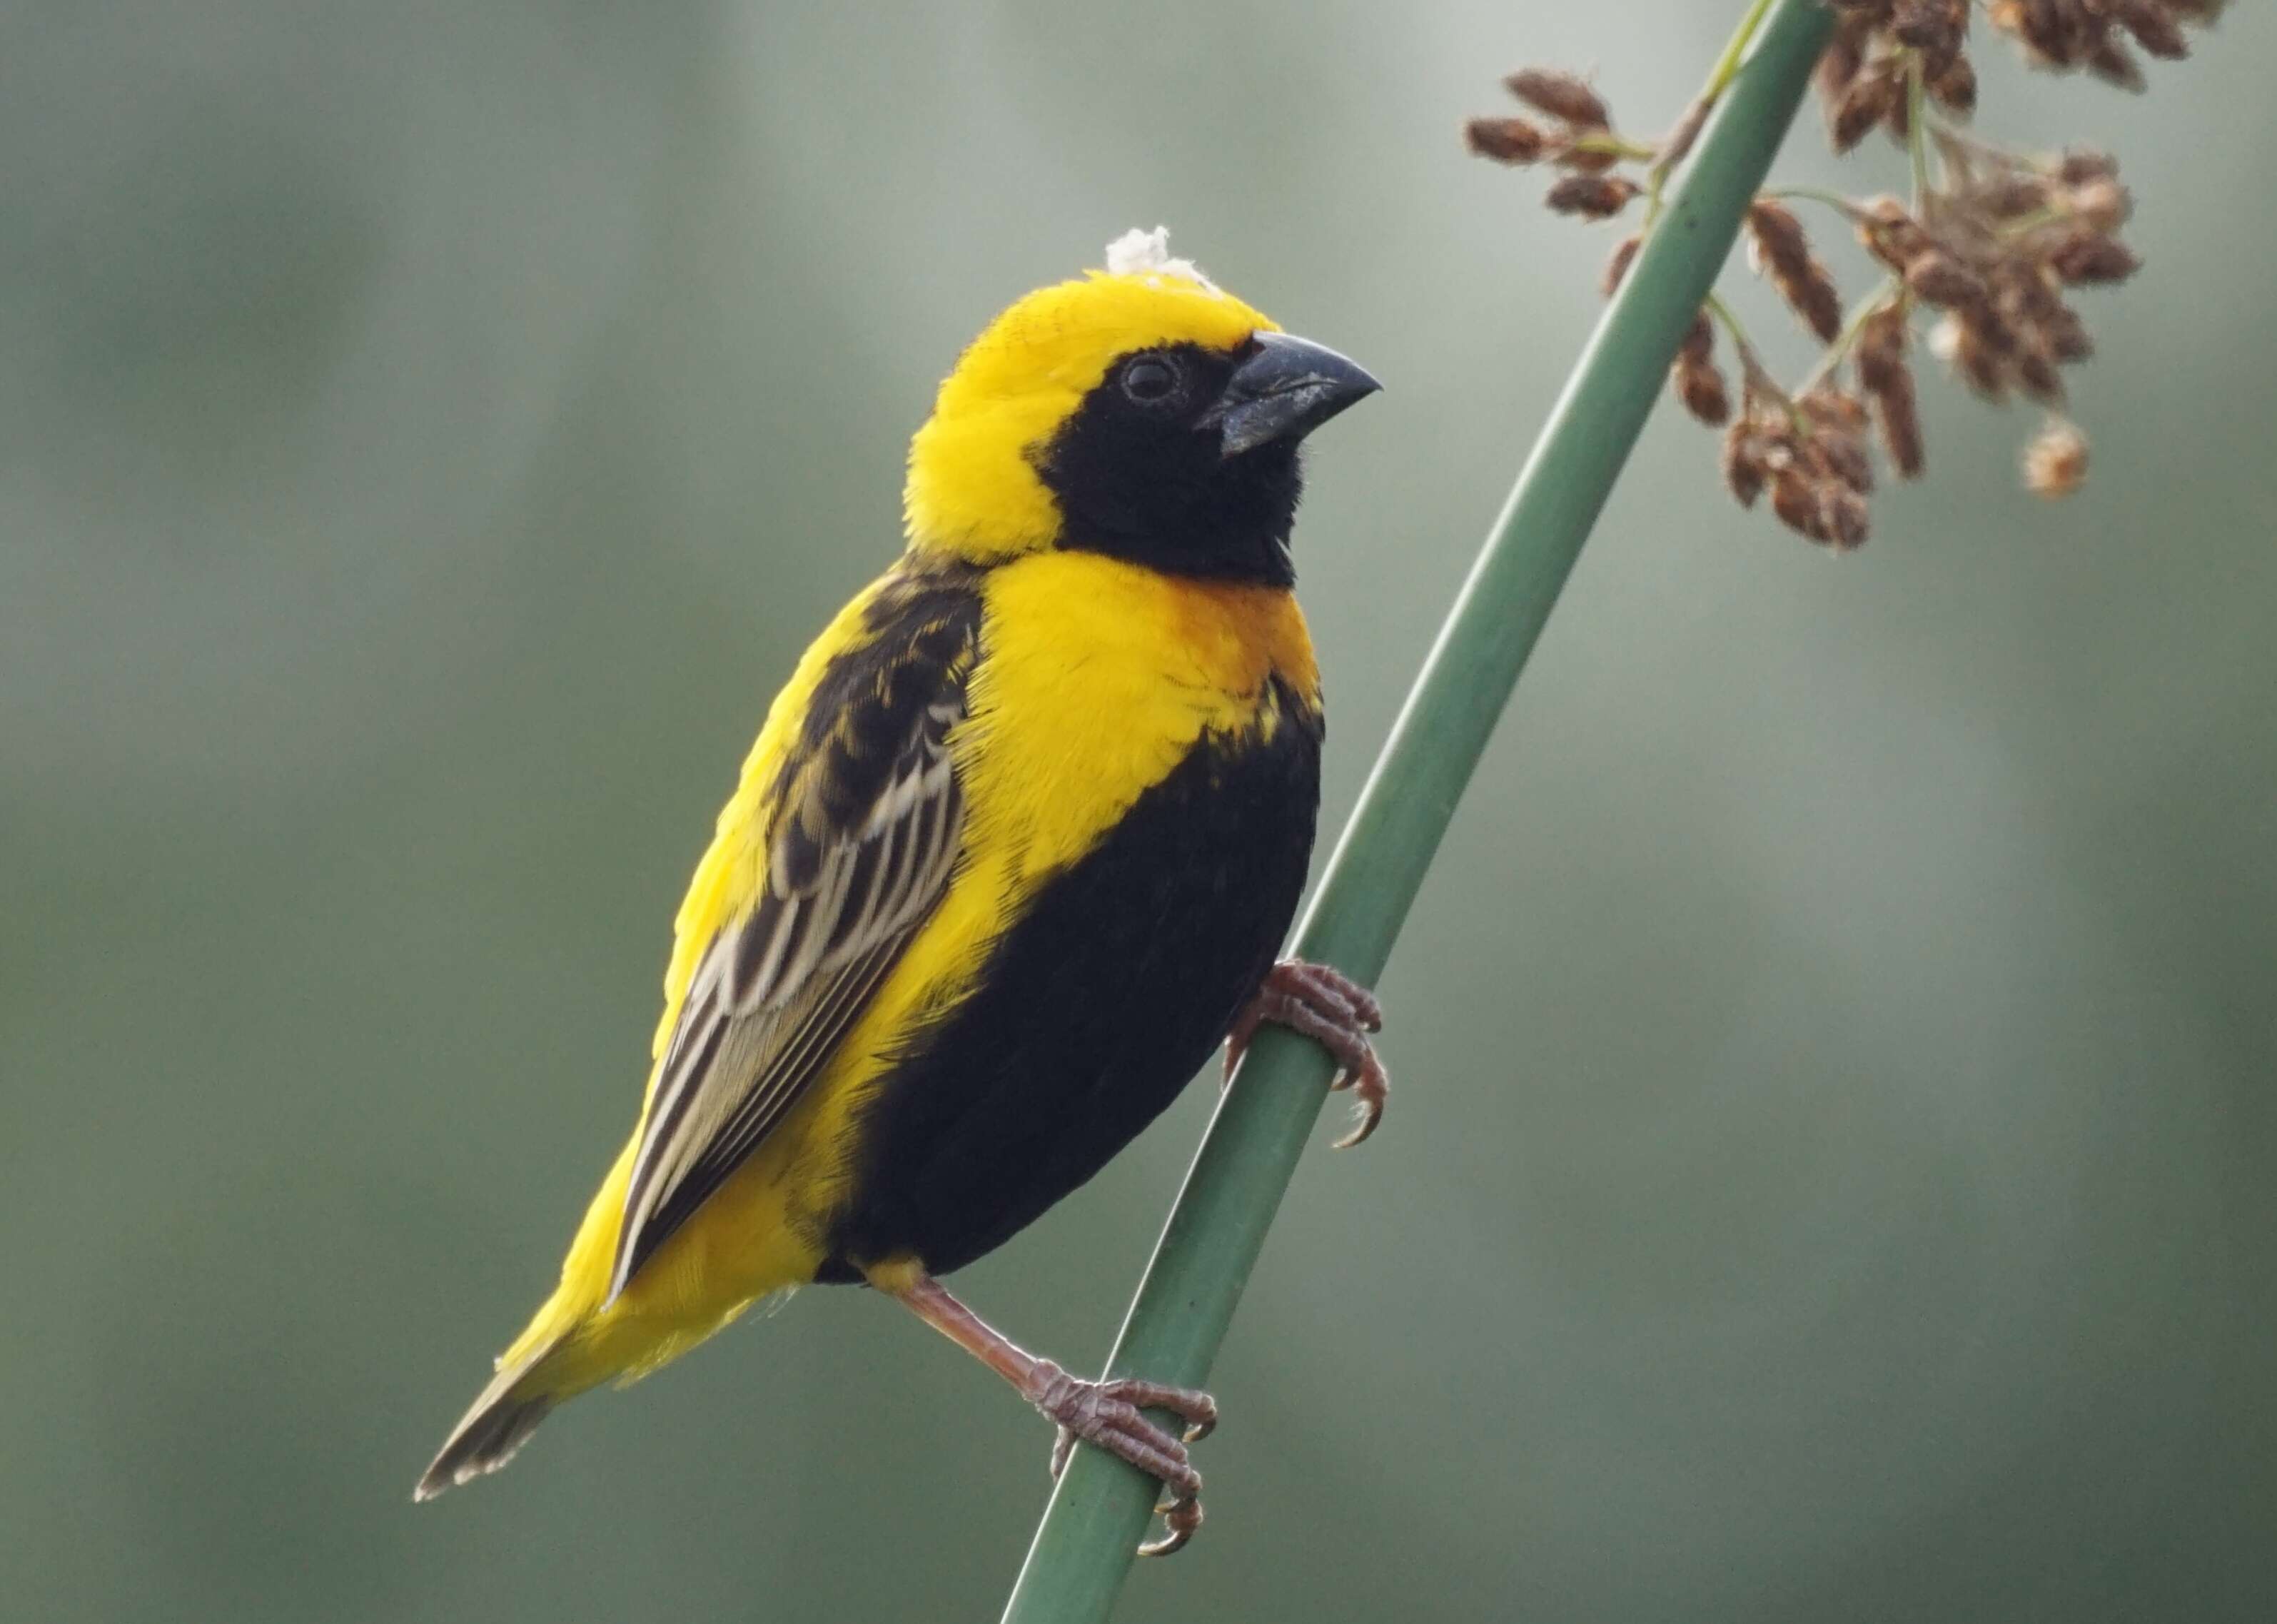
[606,582,978,1303]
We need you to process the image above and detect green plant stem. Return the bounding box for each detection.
[1702,289,1762,362]
[1643,0,1779,228]
[1569,131,1660,163]
[1766,183,1864,218]
[1793,278,1899,398]
[997,3,1834,1619]
[1700,0,1784,106]
[1905,51,1930,208]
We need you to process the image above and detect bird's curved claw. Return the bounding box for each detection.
[1223,959,1388,1146]
[1029,1363,1219,1557]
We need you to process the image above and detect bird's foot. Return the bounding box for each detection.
[1223,958,1388,1147]
[1024,1360,1218,1557]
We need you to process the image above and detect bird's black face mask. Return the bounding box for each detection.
[1037,334,1378,587]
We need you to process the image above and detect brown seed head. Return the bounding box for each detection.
[2023,420,2089,497]
[2088,34,2148,91]
[1747,198,1842,341]
[1870,363,1926,478]
[1788,263,1845,343]
[1933,313,2011,398]
[1745,200,1813,282]
[2066,176,2132,233]
[1545,174,1639,219]
[2014,345,2066,405]
[1677,311,1715,368]
[1832,71,1895,153]
[1978,173,2053,220]
[1799,387,1869,434]
[1602,235,1640,298]
[1928,51,1979,114]
[1904,251,1991,311]
[2057,148,2119,186]
[1549,136,1624,175]
[1721,420,1767,508]
[1990,0,2083,66]
[1675,358,1732,425]
[1804,422,1876,497]
[1883,76,1913,140]
[1819,484,1872,550]
[1815,19,1869,106]
[2039,301,2094,363]
[1465,116,1548,164]
[1855,303,1911,393]
[1859,197,1933,273]
[1504,68,1611,129]
[1892,0,1967,55]
[1976,302,2022,356]
[2118,1,2191,61]
[2049,231,2141,284]
[1770,468,1824,540]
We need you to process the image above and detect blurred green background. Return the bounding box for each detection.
[4,3,2271,1620]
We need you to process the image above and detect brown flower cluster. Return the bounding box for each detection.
[1724,383,1877,550]
[1819,1,1977,146]
[1745,200,1842,343]
[1988,0,2225,89]
[1859,138,2134,415]
[1465,0,2222,548]
[1465,70,1650,221]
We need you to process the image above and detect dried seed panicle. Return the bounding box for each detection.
[1817,16,1869,108]
[1721,417,1767,509]
[1672,311,1731,426]
[1503,68,1611,130]
[1465,116,1547,165]
[1465,63,1654,214]
[1904,250,1989,312]
[1546,175,1640,220]
[1677,358,1732,426]
[1928,51,1978,114]
[1747,200,1845,342]
[2049,232,2141,285]
[1800,388,1877,495]
[1988,0,2218,74]
[1854,301,1909,394]
[1602,234,1641,298]
[1465,0,2211,545]
[1873,367,1927,479]
[1857,197,1934,276]
[1891,0,1969,60]
[2024,420,2090,497]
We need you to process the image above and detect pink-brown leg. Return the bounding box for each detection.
[1223,959,1389,1148]
[889,1273,1218,1556]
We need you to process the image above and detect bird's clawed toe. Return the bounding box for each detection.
[1026,1362,1218,1555]
[1223,958,1389,1146]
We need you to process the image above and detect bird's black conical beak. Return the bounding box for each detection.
[1213,331,1381,459]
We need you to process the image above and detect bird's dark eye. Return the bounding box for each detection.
[1120,353,1182,406]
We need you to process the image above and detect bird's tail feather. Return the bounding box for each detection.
[413,1344,562,1502]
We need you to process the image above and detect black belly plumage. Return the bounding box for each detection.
[818,683,1321,1281]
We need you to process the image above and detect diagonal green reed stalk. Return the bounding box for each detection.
[1000,3,1834,1618]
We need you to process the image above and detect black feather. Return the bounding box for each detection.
[818,679,1322,1279]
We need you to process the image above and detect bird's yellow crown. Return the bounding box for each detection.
[904,228,1277,562]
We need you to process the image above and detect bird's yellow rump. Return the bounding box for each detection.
[420,228,1383,1552]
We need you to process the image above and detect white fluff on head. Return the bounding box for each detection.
[1104,226,1216,291]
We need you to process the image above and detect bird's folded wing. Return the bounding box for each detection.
[607,596,978,1302]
